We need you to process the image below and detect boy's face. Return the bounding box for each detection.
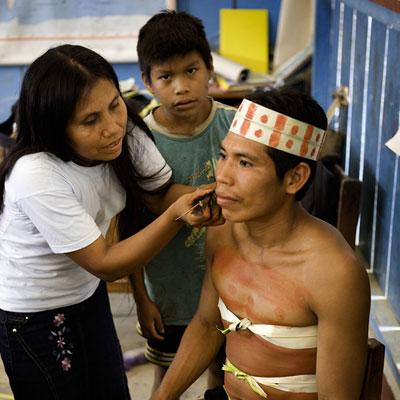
[215,132,287,223]
[142,50,213,123]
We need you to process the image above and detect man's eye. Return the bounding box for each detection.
[240,160,251,167]
[218,152,226,160]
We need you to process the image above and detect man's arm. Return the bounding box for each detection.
[313,254,371,399]
[150,228,225,400]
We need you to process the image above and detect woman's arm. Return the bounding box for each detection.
[142,180,216,215]
[67,188,223,281]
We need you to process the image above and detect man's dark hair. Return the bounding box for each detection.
[245,87,327,200]
[137,10,212,82]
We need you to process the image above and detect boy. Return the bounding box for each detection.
[150,87,371,400]
[131,10,236,395]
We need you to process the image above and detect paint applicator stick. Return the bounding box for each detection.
[174,201,203,221]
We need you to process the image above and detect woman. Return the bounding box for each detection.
[0,44,220,399]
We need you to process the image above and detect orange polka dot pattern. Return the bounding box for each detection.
[229,99,326,161]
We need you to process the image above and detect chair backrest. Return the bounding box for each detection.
[359,338,385,400]
[332,163,362,249]
[301,155,362,249]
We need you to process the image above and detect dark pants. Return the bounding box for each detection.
[0,281,130,400]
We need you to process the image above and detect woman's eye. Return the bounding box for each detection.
[84,117,97,126]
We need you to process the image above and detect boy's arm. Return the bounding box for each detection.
[150,228,224,400]
[313,254,371,399]
[129,269,164,340]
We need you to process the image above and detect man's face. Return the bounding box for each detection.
[215,132,287,223]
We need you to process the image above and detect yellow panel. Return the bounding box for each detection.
[220,9,269,74]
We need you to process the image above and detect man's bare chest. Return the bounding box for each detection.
[212,244,317,326]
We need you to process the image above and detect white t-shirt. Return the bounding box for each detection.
[0,126,172,312]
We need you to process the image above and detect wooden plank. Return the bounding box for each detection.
[357,18,386,269]
[312,0,333,112]
[337,3,353,160]
[359,338,385,400]
[348,10,368,180]
[369,0,400,13]
[107,278,132,293]
[327,0,342,122]
[333,164,362,249]
[389,161,400,322]
[341,0,400,30]
[381,28,400,319]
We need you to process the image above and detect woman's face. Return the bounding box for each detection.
[66,78,128,166]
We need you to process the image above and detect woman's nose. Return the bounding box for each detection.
[102,114,119,137]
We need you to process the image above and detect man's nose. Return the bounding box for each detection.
[216,159,233,185]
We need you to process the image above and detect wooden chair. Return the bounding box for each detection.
[302,156,362,250]
[359,338,385,400]
[198,338,385,400]
[332,163,362,249]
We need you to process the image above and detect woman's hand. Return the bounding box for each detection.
[172,188,225,227]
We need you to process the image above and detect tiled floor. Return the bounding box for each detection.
[1,290,399,400]
[0,292,208,400]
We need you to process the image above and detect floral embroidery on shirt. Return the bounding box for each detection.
[49,313,73,371]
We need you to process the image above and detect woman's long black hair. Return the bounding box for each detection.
[0,44,156,239]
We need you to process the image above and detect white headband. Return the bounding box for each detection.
[229,99,326,160]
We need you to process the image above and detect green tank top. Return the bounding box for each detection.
[143,100,236,325]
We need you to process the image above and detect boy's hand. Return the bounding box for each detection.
[136,298,165,341]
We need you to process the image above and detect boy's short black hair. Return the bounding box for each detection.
[245,87,328,201]
[137,10,212,82]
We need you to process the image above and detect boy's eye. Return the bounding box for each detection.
[160,75,170,80]
[187,68,197,74]
[110,101,119,110]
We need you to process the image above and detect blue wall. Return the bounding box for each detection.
[313,0,400,386]
[0,0,281,123]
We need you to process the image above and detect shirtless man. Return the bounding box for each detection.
[150,87,371,400]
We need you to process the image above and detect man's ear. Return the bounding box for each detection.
[284,162,311,195]
[141,72,155,95]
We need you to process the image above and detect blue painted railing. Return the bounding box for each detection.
[313,0,400,387]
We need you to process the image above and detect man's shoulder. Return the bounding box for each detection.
[304,217,368,289]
